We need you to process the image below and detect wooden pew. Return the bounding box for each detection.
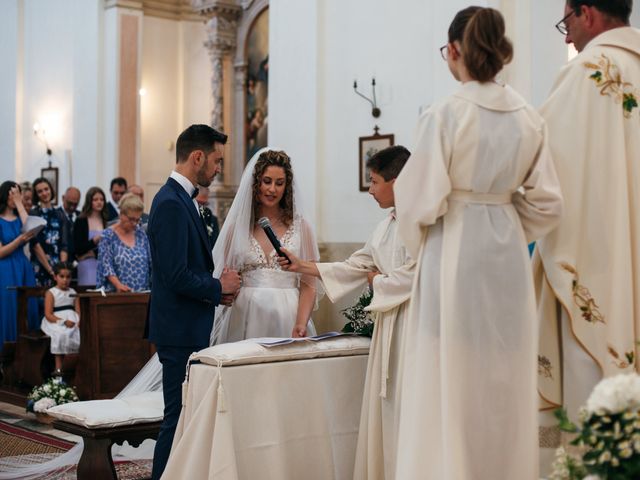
[9,286,49,388]
[73,292,154,400]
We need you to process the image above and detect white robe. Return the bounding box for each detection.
[535,26,640,473]
[393,81,563,480]
[316,212,413,480]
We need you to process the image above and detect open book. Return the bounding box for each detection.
[22,215,47,237]
[256,331,356,348]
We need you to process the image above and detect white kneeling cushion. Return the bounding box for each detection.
[192,334,371,367]
[47,391,164,429]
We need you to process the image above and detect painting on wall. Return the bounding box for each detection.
[359,132,395,192]
[246,8,269,162]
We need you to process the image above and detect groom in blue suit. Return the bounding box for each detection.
[147,124,241,479]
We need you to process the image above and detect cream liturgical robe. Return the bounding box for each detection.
[536,27,640,416]
[393,81,563,480]
[316,212,413,480]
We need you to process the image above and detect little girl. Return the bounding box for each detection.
[41,262,80,375]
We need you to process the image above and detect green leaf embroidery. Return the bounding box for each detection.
[590,71,603,83]
[622,93,638,114]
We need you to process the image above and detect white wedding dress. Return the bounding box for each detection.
[221,214,316,342]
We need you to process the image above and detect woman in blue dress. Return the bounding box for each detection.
[30,177,69,287]
[0,181,40,351]
[96,193,151,292]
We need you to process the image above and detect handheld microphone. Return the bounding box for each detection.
[258,217,291,263]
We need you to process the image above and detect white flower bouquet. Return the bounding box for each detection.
[26,377,79,413]
[552,373,640,480]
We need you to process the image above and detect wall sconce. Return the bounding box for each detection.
[33,122,54,167]
[353,77,381,118]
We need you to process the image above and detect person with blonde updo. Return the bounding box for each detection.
[392,7,563,479]
[96,193,151,292]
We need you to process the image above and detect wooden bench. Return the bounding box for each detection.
[48,391,164,479]
[52,419,161,480]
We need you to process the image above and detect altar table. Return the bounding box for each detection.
[162,336,370,480]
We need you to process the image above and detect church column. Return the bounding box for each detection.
[102,0,143,187]
[194,1,242,221]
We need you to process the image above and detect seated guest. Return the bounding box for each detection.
[106,177,127,222]
[30,177,69,286]
[74,187,108,287]
[96,193,151,292]
[0,181,40,347]
[195,186,219,247]
[40,262,80,376]
[126,184,150,231]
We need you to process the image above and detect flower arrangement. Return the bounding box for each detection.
[341,287,374,337]
[26,377,79,413]
[550,373,640,480]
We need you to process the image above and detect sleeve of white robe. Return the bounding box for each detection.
[316,242,376,303]
[366,258,415,313]
[394,108,453,259]
[511,121,564,243]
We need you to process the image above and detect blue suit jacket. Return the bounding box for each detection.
[146,177,222,348]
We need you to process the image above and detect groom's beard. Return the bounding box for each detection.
[196,164,215,187]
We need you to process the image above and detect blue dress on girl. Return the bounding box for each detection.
[0,218,40,351]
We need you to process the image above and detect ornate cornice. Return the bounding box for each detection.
[191,0,242,20]
[105,0,202,22]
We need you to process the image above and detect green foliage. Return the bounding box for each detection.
[341,288,374,337]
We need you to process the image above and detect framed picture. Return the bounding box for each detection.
[359,132,394,191]
[40,166,59,205]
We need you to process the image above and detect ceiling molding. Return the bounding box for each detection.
[105,0,204,22]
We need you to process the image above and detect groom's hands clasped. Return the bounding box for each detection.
[219,267,241,306]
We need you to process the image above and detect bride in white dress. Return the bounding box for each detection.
[211,148,320,343]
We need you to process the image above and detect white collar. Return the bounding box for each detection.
[170,171,197,198]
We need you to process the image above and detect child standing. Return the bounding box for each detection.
[41,262,80,375]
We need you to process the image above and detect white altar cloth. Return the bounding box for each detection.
[162,337,370,480]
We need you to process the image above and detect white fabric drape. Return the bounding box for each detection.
[393,81,563,480]
[162,349,369,479]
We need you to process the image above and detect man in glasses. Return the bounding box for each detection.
[535,0,639,471]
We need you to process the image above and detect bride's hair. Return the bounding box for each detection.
[252,150,294,226]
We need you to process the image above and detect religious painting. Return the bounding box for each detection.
[40,166,59,205]
[359,133,394,191]
[245,8,269,162]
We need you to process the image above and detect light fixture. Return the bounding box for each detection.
[353,78,381,118]
[139,88,147,97]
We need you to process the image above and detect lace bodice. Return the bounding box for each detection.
[241,216,301,289]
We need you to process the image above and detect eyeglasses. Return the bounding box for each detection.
[122,213,142,224]
[439,44,448,60]
[555,10,574,35]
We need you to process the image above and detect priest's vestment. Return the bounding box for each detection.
[394,81,563,480]
[316,211,413,480]
[536,27,640,418]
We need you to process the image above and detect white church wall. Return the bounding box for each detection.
[138,16,210,208]
[0,0,103,199]
[0,0,21,183]
[270,0,501,244]
[139,16,181,205]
